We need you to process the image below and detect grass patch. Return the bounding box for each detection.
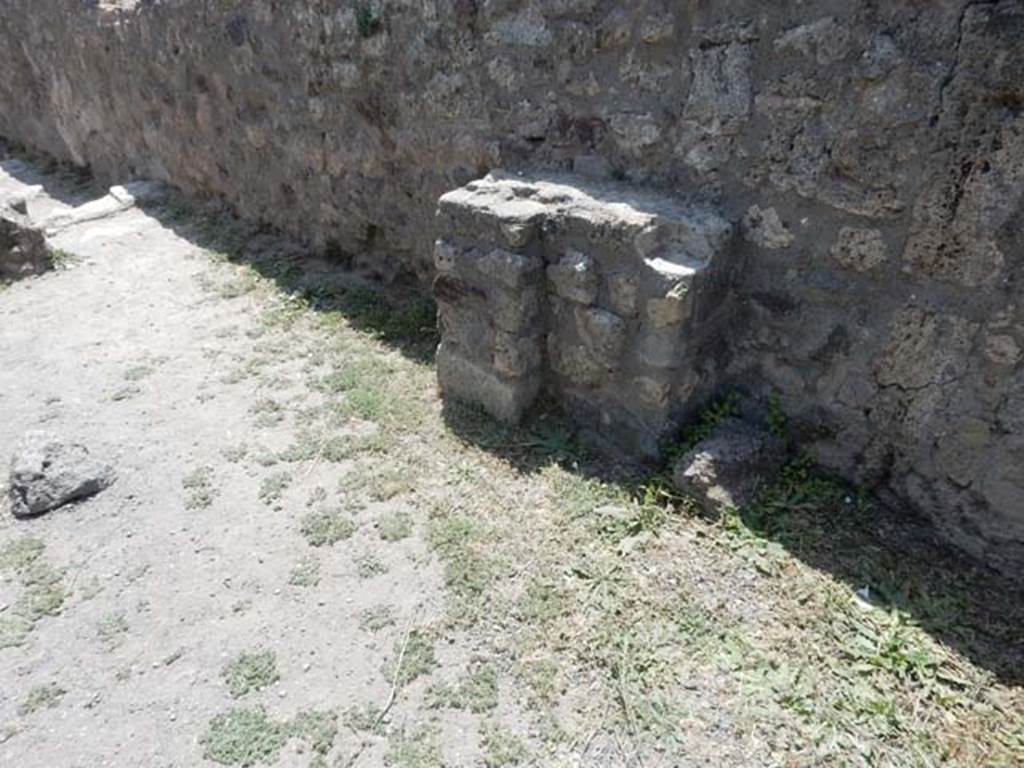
[359,605,396,632]
[96,611,129,649]
[223,649,280,698]
[183,466,217,509]
[300,509,358,547]
[289,709,337,755]
[377,510,413,542]
[201,707,288,766]
[14,561,67,620]
[17,683,66,716]
[355,552,389,579]
[250,398,285,428]
[123,364,154,382]
[259,471,292,506]
[480,723,529,767]
[0,615,32,649]
[0,538,45,571]
[383,630,436,688]
[342,702,385,734]
[384,724,442,768]
[288,557,321,587]
[427,661,499,713]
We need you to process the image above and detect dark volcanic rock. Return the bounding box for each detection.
[0,208,52,280]
[8,431,115,517]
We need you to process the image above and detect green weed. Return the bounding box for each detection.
[222,649,280,698]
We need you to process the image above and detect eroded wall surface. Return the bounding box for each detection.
[0,0,1021,573]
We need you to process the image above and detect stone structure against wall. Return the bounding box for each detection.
[0,0,1021,575]
[433,172,733,457]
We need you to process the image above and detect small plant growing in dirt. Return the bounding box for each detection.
[289,709,338,755]
[15,561,67,621]
[480,722,529,767]
[766,391,788,438]
[123,364,154,382]
[96,611,129,649]
[384,724,442,768]
[355,3,382,38]
[288,557,321,587]
[0,538,44,571]
[17,682,66,716]
[222,649,280,697]
[201,707,287,766]
[183,466,217,509]
[427,661,498,713]
[259,471,292,506]
[300,509,358,547]
[359,605,396,632]
[343,702,386,734]
[355,552,389,579]
[382,629,436,688]
[377,510,413,542]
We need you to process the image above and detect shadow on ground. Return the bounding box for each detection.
[6,144,1022,689]
[441,392,1024,686]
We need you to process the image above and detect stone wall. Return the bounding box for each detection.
[0,0,1021,575]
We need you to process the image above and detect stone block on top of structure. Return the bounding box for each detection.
[433,170,734,454]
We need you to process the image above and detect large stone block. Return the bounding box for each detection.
[436,343,540,424]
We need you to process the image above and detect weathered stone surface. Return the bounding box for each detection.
[742,205,793,250]
[0,209,52,280]
[548,251,598,305]
[437,343,538,424]
[8,431,115,517]
[2,1,1023,572]
[574,306,626,367]
[830,227,888,272]
[671,420,787,512]
[435,170,733,454]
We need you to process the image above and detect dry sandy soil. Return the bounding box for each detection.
[0,151,1022,768]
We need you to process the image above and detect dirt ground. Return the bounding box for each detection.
[1,152,1022,768]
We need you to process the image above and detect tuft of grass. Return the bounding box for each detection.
[123,364,154,382]
[427,661,499,713]
[0,615,32,649]
[343,702,385,734]
[377,510,413,542]
[665,391,741,461]
[183,466,217,509]
[288,557,321,587]
[355,552,389,579]
[0,538,45,571]
[14,561,66,620]
[222,649,280,698]
[17,683,66,716]
[222,444,249,463]
[250,398,285,428]
[383,630,437,688]
[766,391,788,438]
[426,513,492,621]
[96,611,129,649]
[356,3,382,38]
[384,724,442,768]
[289,709,338,755]
[300,509,358,547]
[359,605,396,632]
[480,723,529,767]
[259,471,292,506]
[49,248,76,269]
[201,707,288,766]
